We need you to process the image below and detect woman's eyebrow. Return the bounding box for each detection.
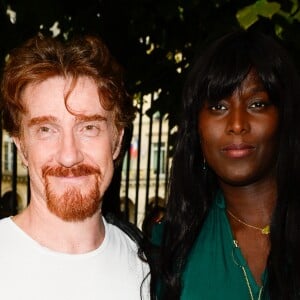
[249,86,267,93]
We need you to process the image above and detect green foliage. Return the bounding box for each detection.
[237,0,300,31]
[1,0,300,131]
[235,0,300,71]
[237,0,281,29]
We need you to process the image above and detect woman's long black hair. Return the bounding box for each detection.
[159,30,300,299]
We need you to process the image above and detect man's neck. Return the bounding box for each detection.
[12,203,105,254]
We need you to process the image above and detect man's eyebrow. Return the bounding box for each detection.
[28,116,58,127]
[75,114,107,122]
[27,114,107,127]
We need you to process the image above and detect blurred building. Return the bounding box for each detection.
[1,132,28,218]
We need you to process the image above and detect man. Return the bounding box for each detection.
[0,34,149,299]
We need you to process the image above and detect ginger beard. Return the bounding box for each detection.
[42,164,102,221]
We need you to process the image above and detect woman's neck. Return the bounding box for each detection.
[220,176,277,286]
[220,175,277,226]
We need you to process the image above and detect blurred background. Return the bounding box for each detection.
[1,0,300,228]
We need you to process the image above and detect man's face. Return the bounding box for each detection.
[15,76,123,221]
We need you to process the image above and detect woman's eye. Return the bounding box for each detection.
[210,104,227,111]
[249,101,268,109]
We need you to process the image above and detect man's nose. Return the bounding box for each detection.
[55,130,84,167]
[226,108,250,135]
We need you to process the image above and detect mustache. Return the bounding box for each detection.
[42,164,101,178]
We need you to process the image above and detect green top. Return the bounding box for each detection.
[153,192,269,300]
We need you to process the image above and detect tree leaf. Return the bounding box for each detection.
[236,0,281,29]
[294,10,300,22]
[236,5,259,29]
[255,0,281,18]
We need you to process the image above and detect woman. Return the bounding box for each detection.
[156,30,300,299]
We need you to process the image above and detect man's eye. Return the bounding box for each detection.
[37,126,52,134]
[40,126,51,132]
[35,126,55,139]
[82,125,100,137]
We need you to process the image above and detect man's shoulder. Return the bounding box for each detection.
[103,213,149,274]
[104,213,144,248]
[0,217,13,233]
[0,217,20,255]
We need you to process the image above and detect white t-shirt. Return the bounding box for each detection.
[0,217,150,300]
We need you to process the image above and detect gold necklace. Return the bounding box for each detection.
[227,209,270,235]
[241,264,263,300]
[232,240,264,300]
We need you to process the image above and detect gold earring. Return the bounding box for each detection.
[203,157,206,170]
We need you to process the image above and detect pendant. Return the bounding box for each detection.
[261,225,270,235]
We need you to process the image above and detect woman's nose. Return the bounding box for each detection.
[226,108,250,135]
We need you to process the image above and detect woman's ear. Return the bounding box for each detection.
[12,136,28,167]
[113,128,124,160]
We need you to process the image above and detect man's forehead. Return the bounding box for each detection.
[21,76,112,118]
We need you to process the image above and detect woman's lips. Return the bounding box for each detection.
[221,143,256,158]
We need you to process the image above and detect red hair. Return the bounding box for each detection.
[1,34,135,136]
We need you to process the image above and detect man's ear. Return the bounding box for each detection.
[12,136,28,167]
[113,128,124,160]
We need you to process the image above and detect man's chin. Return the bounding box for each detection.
[46,185,101,222]
[49,206,101,222]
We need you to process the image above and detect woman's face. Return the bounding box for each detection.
[198,70,279,187]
